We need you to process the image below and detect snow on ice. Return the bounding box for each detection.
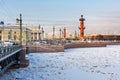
[1,45,120,80]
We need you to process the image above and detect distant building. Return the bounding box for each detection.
[27,26,42,41]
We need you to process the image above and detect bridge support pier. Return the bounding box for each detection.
[19,45,29,68]
[9,45,29,69]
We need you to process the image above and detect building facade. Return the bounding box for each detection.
[27,26,43,41]
[0,26,31,44]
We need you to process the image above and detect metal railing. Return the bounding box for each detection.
[0,45,21,59]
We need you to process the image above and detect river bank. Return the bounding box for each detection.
[27,41,120,52]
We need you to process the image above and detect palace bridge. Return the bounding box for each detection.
[0,45,29,75]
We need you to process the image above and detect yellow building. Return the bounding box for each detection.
[28,26,43,41]
[0,25,32,44]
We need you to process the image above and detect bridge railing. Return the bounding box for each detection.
[0,45,21,58]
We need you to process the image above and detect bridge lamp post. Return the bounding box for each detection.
[19,14,22,45]
[17,14,22,45]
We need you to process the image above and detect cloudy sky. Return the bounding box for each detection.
[0,0,120,35]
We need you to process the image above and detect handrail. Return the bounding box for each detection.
[0,45,21,59]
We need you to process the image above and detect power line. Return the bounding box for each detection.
[0,0,17,22]
[0,0,79,26]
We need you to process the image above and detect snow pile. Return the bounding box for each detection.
[1,45,120,80]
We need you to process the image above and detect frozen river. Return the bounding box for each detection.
[1,45,120,80]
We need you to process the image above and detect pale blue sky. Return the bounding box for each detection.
[0,0,120,35]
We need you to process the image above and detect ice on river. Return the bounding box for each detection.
[1,45,120,80]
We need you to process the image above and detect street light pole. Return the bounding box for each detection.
[59,28,61,39]
[20,14,22,45]
[53,26,55,40]
[42,27,44,40]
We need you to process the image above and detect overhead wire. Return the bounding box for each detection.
[0,0,18,24]
[0,0,78,27]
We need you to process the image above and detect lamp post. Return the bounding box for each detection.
[75,30,77,40]
[59,28,61,39]
[20,14,22,45]
[53,26,55,40]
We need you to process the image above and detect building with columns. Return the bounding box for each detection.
[0,23,46,44]
[27,26,43,41]
[0,25,31,44]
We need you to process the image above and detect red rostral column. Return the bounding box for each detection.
[64,27,66,39]
[79,15,85,38]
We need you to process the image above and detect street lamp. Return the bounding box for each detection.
[20,14,22,45]
[59,28,61,39]
[53,26,55,40]
[16,14,22,45]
